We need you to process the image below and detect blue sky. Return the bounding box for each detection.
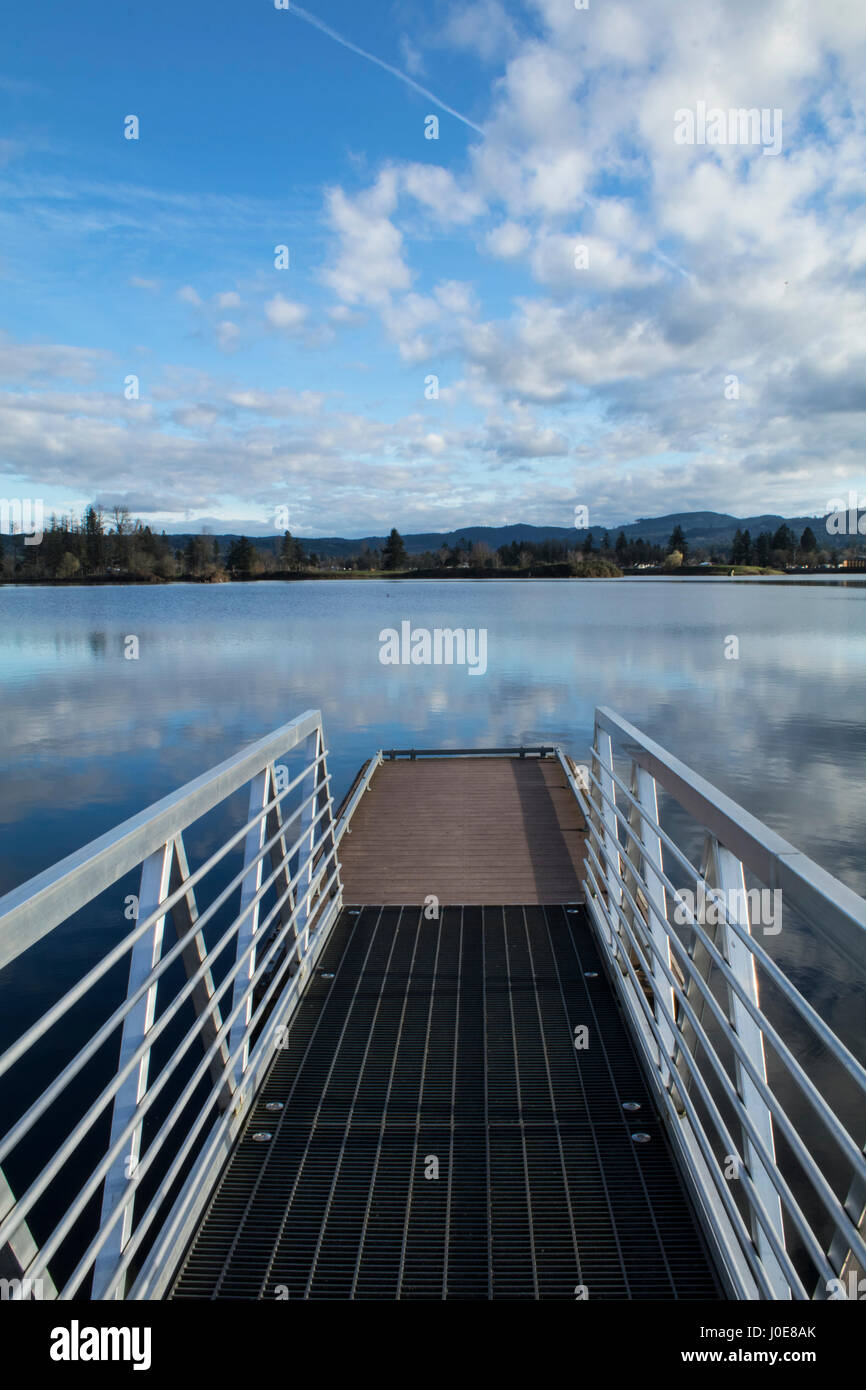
[1,0,865,536]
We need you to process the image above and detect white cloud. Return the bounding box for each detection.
[216,320,240,352]
[399,33,424,76]
[321,169,411,307]
[264,295,309,332]
[485,220,531,260]
[177,285,202,307]
[441,0,520,64]
[401,164,485,226]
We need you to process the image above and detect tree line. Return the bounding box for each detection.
[0,511,857,583]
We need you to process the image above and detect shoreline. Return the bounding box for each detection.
[3,567,863,590]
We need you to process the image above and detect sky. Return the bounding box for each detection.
[1,0,865,537]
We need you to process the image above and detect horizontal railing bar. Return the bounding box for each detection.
[0,761,329,1093]
[582,859,832,1296]
[74,855,343,1300]
[83,862,344,1301]
[110,894,345,1302]
[334,754,381,845]
[0,807,338,1258]
[582,859,787,1298]
[0,789,334,1253]
[593,707,866,947]
[0,710,325,971]
[381,746,558,758]
[578,754,866,1107]
[580,782,866,1194]
[583,844,866,1278]
[19,838,341,1294]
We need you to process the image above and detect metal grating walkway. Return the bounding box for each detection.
[171,906,722,1300]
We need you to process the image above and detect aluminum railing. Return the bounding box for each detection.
[560,707,866,1301]
[0,709,342,1301]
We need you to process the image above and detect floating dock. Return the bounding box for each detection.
[0,712,864,1301]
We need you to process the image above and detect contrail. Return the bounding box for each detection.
[287,3,486,136]
[286,4,693,282]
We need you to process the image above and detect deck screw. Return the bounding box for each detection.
[622,1102,641,1111]
[631,1132,652,1144]
[252,1132,273,1143]
[265,1102,284,1112]
[320,971,335,978]
[584,971,598,978]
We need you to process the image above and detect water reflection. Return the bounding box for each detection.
[1,578,864,894]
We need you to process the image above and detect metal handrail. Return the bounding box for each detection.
[562,710,866,1300]
[0,709,324,971]
[0,804,338,1261]
[580,843,858,1290]
[0,709,343,1299]
[571,752,866,1098]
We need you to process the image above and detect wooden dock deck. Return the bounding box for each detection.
[168,748,722,1302]
[338,756,587,905]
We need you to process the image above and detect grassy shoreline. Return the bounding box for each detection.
[0,563,804,587]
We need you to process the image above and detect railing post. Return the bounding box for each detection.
[627,763,676,1086]
[93,842,173,1299]
[713,842,790,1298]
[593,725,621,958]
[0,1166,57,1299]
[821,1158,865,1297]
[169,834,233,1110]
[229,770,271,1088]
[293,725,337,952]
[263,765,298,976]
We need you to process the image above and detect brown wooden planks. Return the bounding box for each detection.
[338,757,586,905]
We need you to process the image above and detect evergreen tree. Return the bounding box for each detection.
[382,528,408,570]
[226,535,255,571]
[669,524,689,561]
[771,523,794,554]
[800,526,817,553]
[83,505,105,574]
[582,531,594,555]
[280,530,299,570]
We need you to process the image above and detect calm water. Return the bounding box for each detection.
[3,575,865,1032]
[1,577,864,1278]
[2,577,864,902]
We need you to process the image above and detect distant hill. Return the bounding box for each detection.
[161,510,848,558]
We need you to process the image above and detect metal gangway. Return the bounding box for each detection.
[0,708,863,1300]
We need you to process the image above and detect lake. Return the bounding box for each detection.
[3,573,864,1033]
[2,577,864,900]
[1,575,864,1284]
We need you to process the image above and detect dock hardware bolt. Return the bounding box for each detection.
[252,1132,273,1143]
[622,1102,641,1111]
[265,1102,284,1112]
[631,1133,652,1144]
